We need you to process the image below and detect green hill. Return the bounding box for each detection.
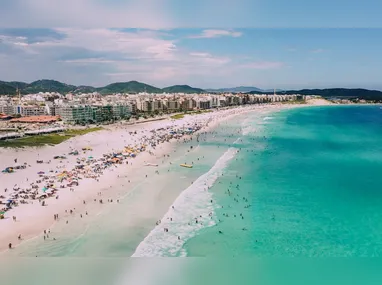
[98,81,162,94]
[23,79,76,94]
[74,86,98,93]
[0,81,16,95]
[1,79,382,100]
[162,85,204,93]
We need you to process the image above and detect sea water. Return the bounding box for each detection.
[184,105,382,257]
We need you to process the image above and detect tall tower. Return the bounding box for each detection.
[17,87,21,105]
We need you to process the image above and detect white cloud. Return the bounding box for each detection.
[0,28,284,88]
[189,29,243,38]
[30,28,178,61]
[0,28,233,86]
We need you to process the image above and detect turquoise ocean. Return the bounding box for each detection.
[184,105,382,258]
[6,105,382,284]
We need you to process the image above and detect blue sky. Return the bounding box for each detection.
[0,0,382,89]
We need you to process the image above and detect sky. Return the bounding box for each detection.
[1,0,382,90]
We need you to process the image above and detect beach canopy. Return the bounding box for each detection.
[38,171,45,175]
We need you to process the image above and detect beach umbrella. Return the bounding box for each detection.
[42,187,48,192]
[37,171,45,175]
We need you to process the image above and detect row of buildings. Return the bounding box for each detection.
[0,92,305,124]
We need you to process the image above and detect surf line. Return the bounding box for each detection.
[132,147,238,257]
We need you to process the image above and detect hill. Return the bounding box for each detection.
[162,85,204,93]
[207,86,263,93]
[1,79,382,100]
[74,86,98,93]
[23,80,76,94]
[0,81,16,95]
[98,81,162,94]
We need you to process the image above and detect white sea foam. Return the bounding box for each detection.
[263,116,274,120]
[131,147,238,257]
[241,117,255,136]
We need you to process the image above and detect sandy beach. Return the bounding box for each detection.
[0,102,325,255]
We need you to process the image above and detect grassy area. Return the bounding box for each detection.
[0,127,103,148]
[188,110,212,115]
[170,114,185,119]
[64,127,103,136]
[281,100,307,105]
[170,110,212,120]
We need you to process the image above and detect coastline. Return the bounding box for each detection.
[0,102,329,256]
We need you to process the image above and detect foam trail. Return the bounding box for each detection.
[263,116,274,120]
[241,117,252,136]
[132,147,238,257]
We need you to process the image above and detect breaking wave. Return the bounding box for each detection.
[132,147,238,257]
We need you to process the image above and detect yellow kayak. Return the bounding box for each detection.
[180,164,193,168]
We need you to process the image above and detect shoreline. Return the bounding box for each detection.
[0,102,331,255]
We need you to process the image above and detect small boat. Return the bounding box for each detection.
[180,164,193,168]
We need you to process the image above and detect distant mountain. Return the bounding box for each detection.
[74,85,98,93]
[247,88,382,101]
[263,89,284,93]
[0,81,16,95]
[23,79,76,94]
[207,86,264,93]
[1,80,382,100]
[98,81,162,94]
[162,85,204,94]
[3,81,29,90]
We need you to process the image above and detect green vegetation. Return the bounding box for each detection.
[64,127,103,136]
[2,79,382,100]
[170,110,212,119]
[281,100,307,105]
[0,127,103,148]
[162,85,205,94]
[189,110,212,115]
[0,80,207,95]
[99,81,162,94]
[170,114,185,119]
